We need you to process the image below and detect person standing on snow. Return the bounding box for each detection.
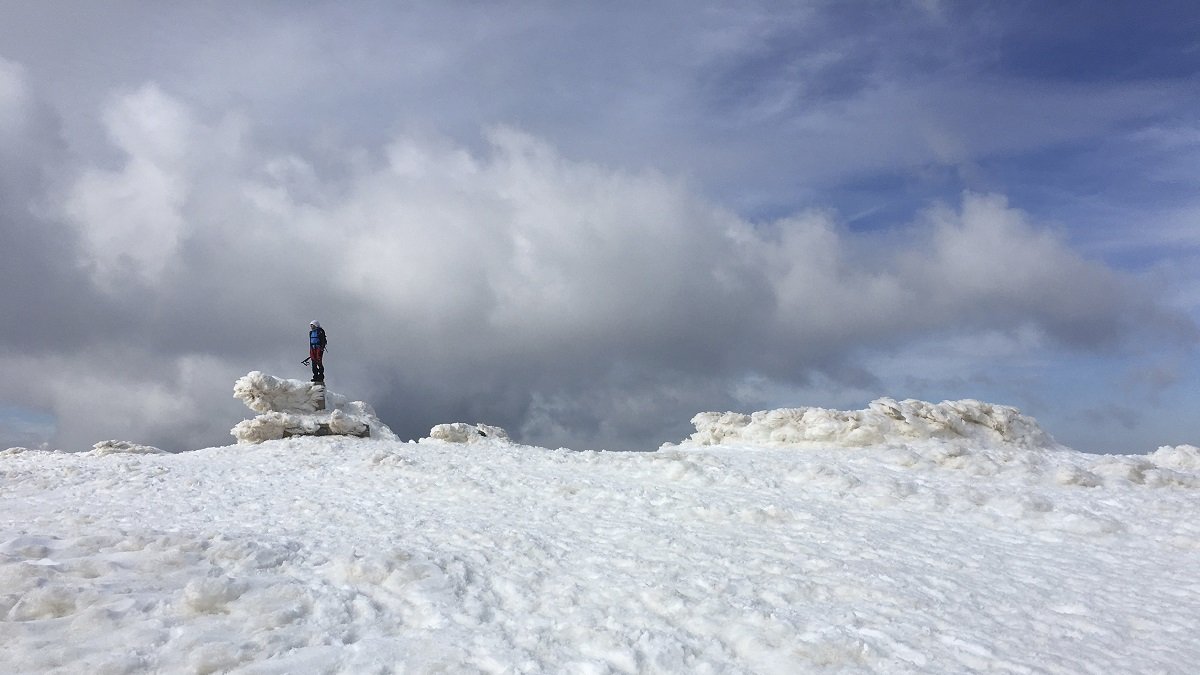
[308,320,327,382]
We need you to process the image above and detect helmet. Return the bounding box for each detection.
[310,320,320,328]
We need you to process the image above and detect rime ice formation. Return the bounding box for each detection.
[230,371,396,444]
[1148,444,1200,471]
[232,370,343,414]
[90,440,167,456]
[671,397,1063,451]
[424,422,512,445]
[665,399,1200,490]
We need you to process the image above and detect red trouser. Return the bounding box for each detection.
[309,347,324,380]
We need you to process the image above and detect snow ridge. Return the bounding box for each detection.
[672,397,1062,451]
[664,399,1200,491]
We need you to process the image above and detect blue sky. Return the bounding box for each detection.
[0,1,1197,452]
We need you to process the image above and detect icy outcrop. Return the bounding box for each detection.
[231,371,396,444]
[423,423,511,445]
[90,440,167,456]
[670,398,1063,451]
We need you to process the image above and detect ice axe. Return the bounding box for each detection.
[302,356,311,366]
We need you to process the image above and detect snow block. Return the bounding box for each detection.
[231,371,396,444]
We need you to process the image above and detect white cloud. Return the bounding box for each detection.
[33,96,1186,448]
[64,85,197,287]
[913,194,1134,337]
[0,56,29,139]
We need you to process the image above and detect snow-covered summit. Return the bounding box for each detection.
[2,397,1200,672]
[670,397,1062,451]
[230,371,396,444]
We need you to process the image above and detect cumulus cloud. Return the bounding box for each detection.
[2,78,1185,451]
[66,85,196,287]
[909,195,1148,345]
[0,3,1197,452]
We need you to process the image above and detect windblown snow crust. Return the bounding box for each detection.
[672,397,1062,450]
[230,371,396,444]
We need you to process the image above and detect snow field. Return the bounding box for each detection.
[3,430,1200,673]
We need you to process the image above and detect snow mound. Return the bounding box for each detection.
[671,398,1062,451]
[230,372,396,444]
[90,440,167,456]
[424,423,512,445]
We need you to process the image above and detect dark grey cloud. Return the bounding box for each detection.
[0,59,119,354]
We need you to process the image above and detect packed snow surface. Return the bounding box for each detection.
[3,404,1200,673]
